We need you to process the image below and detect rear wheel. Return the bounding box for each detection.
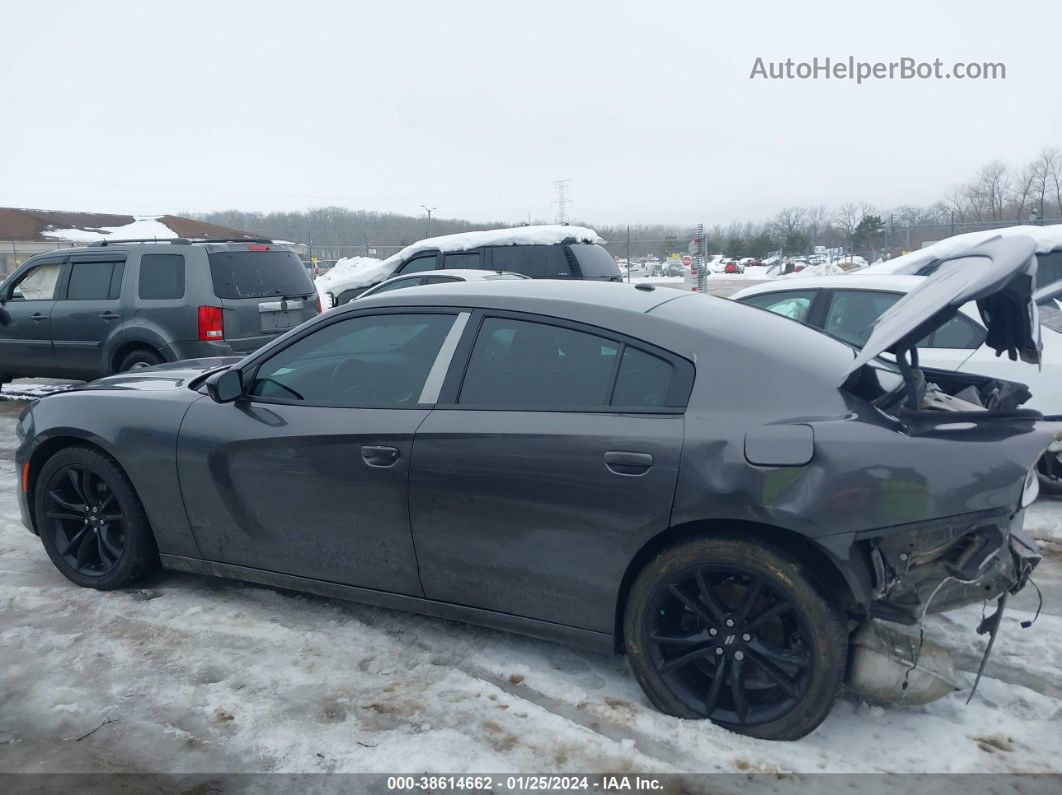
[623,536,846,741]
[117,348,164,372]
[35,446,158,589]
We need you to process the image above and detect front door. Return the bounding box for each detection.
[410,313,687,633]
[0,258,66,377]
[177,309,467,594]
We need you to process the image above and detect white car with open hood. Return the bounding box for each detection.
[732,235,1062,490]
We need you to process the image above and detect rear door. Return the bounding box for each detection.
[206,246,319,349]
[50,255,126,379]
[409,312,691,633]
[0,257,65,376]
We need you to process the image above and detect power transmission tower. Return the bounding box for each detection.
[552,179,572,224]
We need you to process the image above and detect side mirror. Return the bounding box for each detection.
[206,368,244,403]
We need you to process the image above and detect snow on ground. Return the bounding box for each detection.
[41,216,179,243]
[1,402,1061,775]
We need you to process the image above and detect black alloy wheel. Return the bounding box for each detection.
[624,536,846,741]
[34,446,158,589]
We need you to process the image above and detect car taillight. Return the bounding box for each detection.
[247,243,271,251]
[21,461,30,493]
[198,306,224,341]
[315,295,322,314]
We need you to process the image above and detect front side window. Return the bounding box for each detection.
[139,254,185,300]
[66,261,124,300]
[9,262,63,301]
[397,254,438,275]
[740,290,817,323]
[250,313,457,407]
[459,318,619,408]
[370,276,425,295]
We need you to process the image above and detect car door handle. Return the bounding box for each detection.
[31,312,48,322]
[99,311,121,320]
[604,451,654,476]
[361,444,400,468]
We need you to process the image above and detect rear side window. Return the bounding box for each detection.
[823,290,901,346]
[567,244,621,279]
[138,254,185,300]
[208,250,315,299]
[443,252,480,270]
[459,318,618,407]
[612,347,674,408]
[740,290,817,323]
[928,314,986,349]
[491,245,572,278]
[67,260,124,300]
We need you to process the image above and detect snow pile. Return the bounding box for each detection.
[41,216,179,243]
[864,225,1062,276]
[315,256,386,299]
[784,263,847,278]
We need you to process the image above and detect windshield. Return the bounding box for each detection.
[568,244,621,279]
[208,250,315,299]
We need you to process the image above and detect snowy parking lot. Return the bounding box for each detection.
[1,400,1061,776]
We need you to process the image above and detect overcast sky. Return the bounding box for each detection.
[1,0,1059,228]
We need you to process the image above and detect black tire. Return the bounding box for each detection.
[623,535,847,741]
[35,445,159,590]
[117,348,164,372]
[1036,449,1062,496]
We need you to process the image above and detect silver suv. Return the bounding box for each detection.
[0,238,320,383]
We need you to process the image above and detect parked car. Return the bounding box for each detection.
[731,239,1062,491]
[0,239,320,384]
[17,251,1051,740]
[352,269,529,301]
[723,259,745,274]
[320,225,621,307]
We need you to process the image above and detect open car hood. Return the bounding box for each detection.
[841,236,1041,383]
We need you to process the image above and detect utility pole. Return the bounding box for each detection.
[420,205,437,237]
[552,179,572,224]
[626,225,631,283]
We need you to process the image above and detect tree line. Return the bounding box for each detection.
[192,146,1062,262]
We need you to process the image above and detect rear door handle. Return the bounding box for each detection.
[604,451,654,476]
[99,311,121,320]
[31,313,48,322]
[361,444,400,468]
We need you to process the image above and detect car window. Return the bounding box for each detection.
[459,317,619,408]
[249,313,456,407]
[443,252,480,270]
[611,347,673,408]
[397,254,438,275]
[568,244,621,279]
[66,260,124,300]
[928,314,986,349]
[8,262,63,301]
[739,290,817,322]
[371,276,424,294]
[823,290,901,346]
[138,254,185,300]
[422,275,463,285]
[207,250,314,299]
[491,245,572,278]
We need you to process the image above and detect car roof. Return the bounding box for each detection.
[730,274,928,299]
[385,269,527,281]
[25,239,289,257]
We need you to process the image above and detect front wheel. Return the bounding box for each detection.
[34,446,159,589]
[623,536,847,741]
[117,348,164,372]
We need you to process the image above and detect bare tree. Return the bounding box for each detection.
[1011,163,1038,221]
[1030,147,1061,220]
[972,160,1009,221]
[833,203,863,256]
